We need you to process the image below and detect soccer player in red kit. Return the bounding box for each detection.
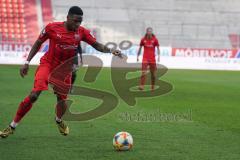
[137,27,160,91]
[0,6,122,138]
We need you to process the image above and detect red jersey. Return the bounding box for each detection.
[140,36,159,61]
[38,22,96,67]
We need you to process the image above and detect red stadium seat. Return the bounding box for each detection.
[1,0,42,43]
[19,17,24,23]
[13,3,18,8]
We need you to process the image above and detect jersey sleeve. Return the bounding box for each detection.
[154,38,160,46]
[38,23,51,42]
[82,28,96,45]
[140,38,144,46]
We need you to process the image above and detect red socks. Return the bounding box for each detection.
[56,101,67,119]
[140,74,146,87]
[13,96,33,123]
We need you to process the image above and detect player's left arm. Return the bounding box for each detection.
[155,38,160,62]
[91,42,122,58]
[157,46,160,62]
[81,28,122,58]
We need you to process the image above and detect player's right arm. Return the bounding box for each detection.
[137,38,144,62]
[26,40,44,62]
[20,24,50,78]
[20,40,44,78]
[137,46,142,62]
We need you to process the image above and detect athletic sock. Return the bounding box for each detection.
[140,74,146,87]
[13,96,33,123]
[151,74,155,90]
[55,117,62,123]
[55,101,67,122]
[10,121,18,128]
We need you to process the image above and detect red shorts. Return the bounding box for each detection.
[142,59,157,71]
[33,63,72,99]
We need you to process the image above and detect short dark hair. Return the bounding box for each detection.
[68,6,83,16]
[146,27,153,32]
[145,27,155,37]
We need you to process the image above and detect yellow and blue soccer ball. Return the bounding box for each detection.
[113,131,133,151]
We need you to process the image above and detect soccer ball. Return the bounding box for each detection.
[113,131,133,151]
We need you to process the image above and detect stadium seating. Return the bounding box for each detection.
[0,0,52,44]
[51,0,240,48]
[1,0,240,48]
[0,0,27,43]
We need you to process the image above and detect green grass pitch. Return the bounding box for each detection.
[0,65,240,160]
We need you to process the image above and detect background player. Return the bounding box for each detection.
[0,6,122,138]
[71,44,83,93]
[137,27,160,91]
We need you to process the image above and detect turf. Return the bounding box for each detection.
[0,65,240,160]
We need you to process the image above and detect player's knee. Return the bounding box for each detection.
[56,95,66,102]
[29,93,40,102]
[142,71,147,76]
[151,72,156,79]
[71,71,77,84]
